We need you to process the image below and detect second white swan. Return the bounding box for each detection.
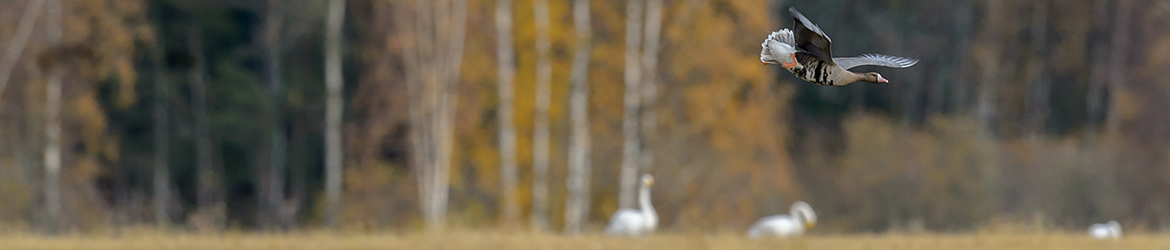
[748,201,817,238]
[1088,220,1122,239]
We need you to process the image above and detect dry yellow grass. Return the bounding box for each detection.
[0,231,1159,250]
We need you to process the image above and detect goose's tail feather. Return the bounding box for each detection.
[760,29,796,64]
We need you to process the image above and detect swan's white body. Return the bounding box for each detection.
[605,174,657,236]
[1088,220,1122,239]
[748,201,817,238]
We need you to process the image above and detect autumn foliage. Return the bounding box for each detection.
[0,0,1168,234]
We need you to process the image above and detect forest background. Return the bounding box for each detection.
[0,0,1168,235]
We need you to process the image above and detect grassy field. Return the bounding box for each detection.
[0,230,1159,250]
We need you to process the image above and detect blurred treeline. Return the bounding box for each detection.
[0,0,1168,234]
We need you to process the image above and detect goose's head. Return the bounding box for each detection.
[861,72,889,84]
[641,174,655,187]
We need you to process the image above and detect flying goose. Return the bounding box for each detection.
[748,201,817,238]
[761,7,918,86]
[605,174,658,236]
[1088,220,1122,239]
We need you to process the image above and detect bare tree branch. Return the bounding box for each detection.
[0,0,47,101]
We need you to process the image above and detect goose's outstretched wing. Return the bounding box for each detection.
[834,54,919,69]
[789,7,834,64]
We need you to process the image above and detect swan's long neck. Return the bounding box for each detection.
[789,206,806,232]
[639,184,657,229]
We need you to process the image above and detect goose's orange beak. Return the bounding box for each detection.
[878,76,888,83]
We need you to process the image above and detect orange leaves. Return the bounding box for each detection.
[63,0,148,107]
[648,0,798,229]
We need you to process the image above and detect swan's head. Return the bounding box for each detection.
[641,174,655,187]
[1108,220,1122,235]
[791,201,817,229]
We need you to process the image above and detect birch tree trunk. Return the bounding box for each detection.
[262,0,287,230]
[323,0,346,229]
[563,0,591,235]
[44,0,64,232]
[394,0,467,231]
[188,27,222,231]
[0,0,45,99]
[0,1,44,191]
[530,0,552,231]
[495,0,520,227]
[152,27,171,230]
[974,0,1001,131]
[639,0,662,174]
[618,0,643,210]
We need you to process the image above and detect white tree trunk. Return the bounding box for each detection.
[395,0,467,231]
[618,0,643,210]
[0,0,46,99]
[323,0,346,229]
[495,0,520,227]
[530,0,552,231]
[262,0,288,230]
[44,0,63,232]
[563,0,591,235]
[639,0,662,174]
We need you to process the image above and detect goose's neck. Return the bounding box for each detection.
[843,70,866,84]
[638,184,657,228]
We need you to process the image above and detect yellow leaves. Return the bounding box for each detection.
[644,0,799,229]
[388,0,798,229]
[60,0,148,107]
[71,91,114,159]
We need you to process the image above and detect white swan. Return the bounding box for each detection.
[748,201,817,238]
[1088,220,1122,239]
[605,174,657,236]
